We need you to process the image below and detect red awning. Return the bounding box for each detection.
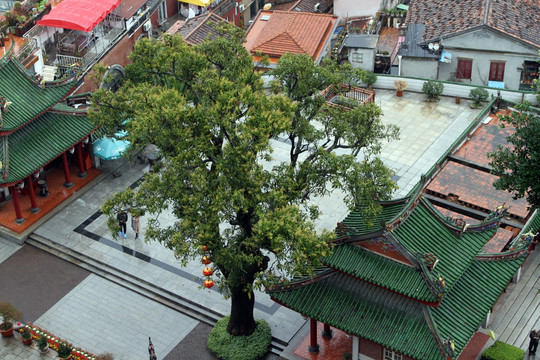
[37,0,121,32]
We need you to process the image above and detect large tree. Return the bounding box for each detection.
[90,25,399,336]
[488,102,540,209]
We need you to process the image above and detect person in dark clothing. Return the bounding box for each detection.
[117,211,128,238]
[530,329,540,354]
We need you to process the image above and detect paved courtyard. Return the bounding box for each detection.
[0,90,487,359]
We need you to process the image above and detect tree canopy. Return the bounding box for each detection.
[90,24,399,337]
[488,103,540,210]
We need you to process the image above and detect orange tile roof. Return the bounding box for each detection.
[244,10,338,61]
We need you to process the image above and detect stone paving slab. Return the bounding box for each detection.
[35,274,199,360]
[0,244,91,323]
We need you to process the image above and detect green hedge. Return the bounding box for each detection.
[207,316,272,360]
[481,341,525,360]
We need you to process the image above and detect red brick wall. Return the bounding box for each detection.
[361,338,382,360]
[166,0,178,19]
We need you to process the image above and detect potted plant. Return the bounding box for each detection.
[394,79,407,97]
[0,302,23,337]
[37,334,49,353]
[469,87,489,108]
[422,80,444,102]
[57,342,73,359]
[19,326,33,345]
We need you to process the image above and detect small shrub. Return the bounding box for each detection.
[56,343,73,358]
[470,87,489,108]
[422,80,444,102]
[0,302,23,329]
[394,80,407,91]
[481,340,524,360]
[207,316,272,360]
[362,71,377,89]
[342,352,352,360]
[36,334,48,350]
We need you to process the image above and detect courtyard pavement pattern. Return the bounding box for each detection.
[0,90,496,359]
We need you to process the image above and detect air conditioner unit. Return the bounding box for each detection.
[143,21,152,32]
[239,4,245,11]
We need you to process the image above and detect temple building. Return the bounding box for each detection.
[268,104,540,360]
[0,55,96,237]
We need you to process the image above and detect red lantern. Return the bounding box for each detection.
[204,279,214,288]
[200,245,209,251]
[203,267,214,276]
[201,256,211,265]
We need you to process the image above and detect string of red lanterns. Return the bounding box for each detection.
[201,245,214,288]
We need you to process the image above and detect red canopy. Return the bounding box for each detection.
[37,0,121,32]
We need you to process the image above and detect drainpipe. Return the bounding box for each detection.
[398,55,402,76]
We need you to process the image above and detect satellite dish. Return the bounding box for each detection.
[428,43,434,50]
[433,43,440,51]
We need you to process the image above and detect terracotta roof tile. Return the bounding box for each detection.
[170,13,227,45]
[406,0,540,47]
[267,0,332,12]
[245,10,337,60]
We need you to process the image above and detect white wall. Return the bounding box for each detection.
[334,0,381,19]
[373,75,538,105]
[347,48,375,71]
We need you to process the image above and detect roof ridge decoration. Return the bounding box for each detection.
[422,306,455,359]
[266,267,335,293]
[476,231,535,261]
[385,231,448,300]
[421,198,507,237]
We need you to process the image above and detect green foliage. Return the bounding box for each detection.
[488,103,540,209]
[422,80,444,102]
[342,352,352,360]
[56,343,72,358]
[0,301,22,329]
[470,87,489,107]
[361,71,377,88]
[19,327,32,340]
[207,316,271,360]
[91,24,398,336]
[481,340,525,360]
[37,334,48,350]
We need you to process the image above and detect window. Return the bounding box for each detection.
[456,58,472,79]
[351,52,363,63]
[384,348,403,360]
[489,61,505,82]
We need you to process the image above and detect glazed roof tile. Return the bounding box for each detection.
[406,0,540,47]
[0,59,74,132]
[338,198,409,235]
[244,10,337,60]
[392,199,497,290]
[269,254,525,359]
[324,244,438,303]
[0,111,95,184]
[270,270,443,359]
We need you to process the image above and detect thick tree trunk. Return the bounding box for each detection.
[227,288,257,336]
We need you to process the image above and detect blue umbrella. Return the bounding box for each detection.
[93,132,129,176]
[93,133,129,161]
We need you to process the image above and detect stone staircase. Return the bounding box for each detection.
[26,233,288,355]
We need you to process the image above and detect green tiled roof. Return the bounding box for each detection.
[0,111,94,184]
[339,198,409,235]
[392,198,497,290]
[323,244,438,303]
[270,254,525,360]
[270,270,444,359]
[433,256,524,356]
[0,59,75,131]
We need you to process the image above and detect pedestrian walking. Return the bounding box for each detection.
[530,329,540,354]
[131,213,140,239]
[117,211,128,238]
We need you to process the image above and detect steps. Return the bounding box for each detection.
[42,65,57,82]
[26,234,287,355]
